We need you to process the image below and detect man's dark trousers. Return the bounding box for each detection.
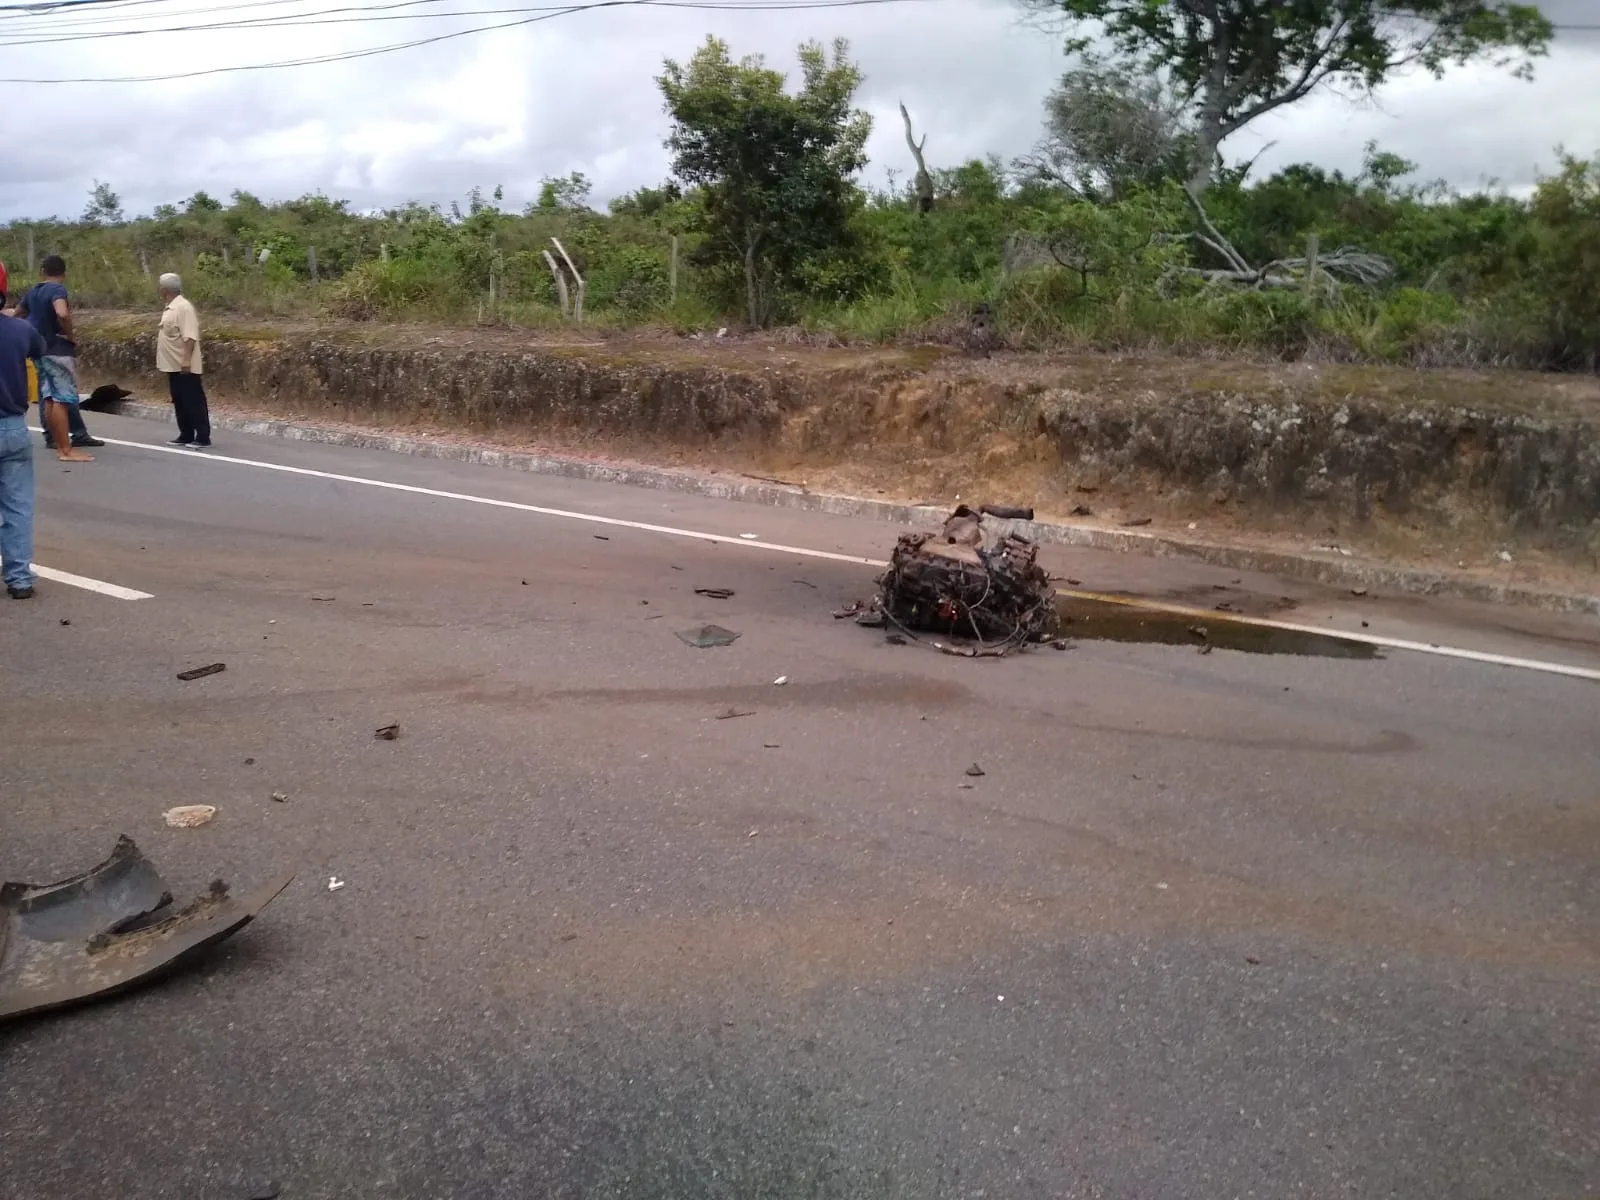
[166,371,211,444]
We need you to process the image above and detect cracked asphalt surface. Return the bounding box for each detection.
[2,413,1597,1199]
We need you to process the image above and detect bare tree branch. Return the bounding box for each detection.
[900,101,935,215]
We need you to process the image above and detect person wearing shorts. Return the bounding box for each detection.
[12,255,95,462]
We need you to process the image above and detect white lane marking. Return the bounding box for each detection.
[77,433,882,566]
[32,564,153,600]
[1063,590,1600,684]
[91,431,1600,683]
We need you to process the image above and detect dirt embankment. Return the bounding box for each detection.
[78,318,1600,570]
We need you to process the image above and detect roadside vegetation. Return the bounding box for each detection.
[5,1,1596,372]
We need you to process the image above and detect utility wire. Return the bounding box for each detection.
[0,0,925,80]
[0,0,920,43]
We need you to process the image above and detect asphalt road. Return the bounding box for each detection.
[2,413,1597,1200]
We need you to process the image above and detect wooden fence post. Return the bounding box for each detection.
[551,237,584,325]
[542,249,570,317]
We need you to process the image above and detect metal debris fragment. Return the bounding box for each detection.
[176,663,226,682]
[164,805,217,828]
[374,724,401,740]
[676,625,740,649]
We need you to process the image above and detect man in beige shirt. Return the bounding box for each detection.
[157,273,210,448]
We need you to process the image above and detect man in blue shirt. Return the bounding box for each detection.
[10,255,100,460]
[0,260,45,598]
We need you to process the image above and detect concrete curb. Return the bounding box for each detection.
[114,400,1600,617]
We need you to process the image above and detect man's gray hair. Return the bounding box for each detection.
[159,273,182,292]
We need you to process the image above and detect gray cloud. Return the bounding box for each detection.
[0,0,1596,220]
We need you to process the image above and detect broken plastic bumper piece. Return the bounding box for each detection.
[0,835,292,1023]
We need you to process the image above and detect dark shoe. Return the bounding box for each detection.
[7,585,33,600]
[169,437,193,445]
[188,441,212,449]
[72,436,106,448]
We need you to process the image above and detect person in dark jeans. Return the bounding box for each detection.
[0,265,46,598]
[8,255,104,451]
[156,272,210,447]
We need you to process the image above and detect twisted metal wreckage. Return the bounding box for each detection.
[841,505,1058,656]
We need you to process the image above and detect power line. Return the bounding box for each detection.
[0,0,899,43]
[0,0,926,79]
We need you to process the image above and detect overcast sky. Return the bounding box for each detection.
[0,0,1597,221]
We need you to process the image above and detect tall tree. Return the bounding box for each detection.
[1036,1,1552,195]
[659,36,871,326]
[1018,56,1198,201]
[82,180,123,225]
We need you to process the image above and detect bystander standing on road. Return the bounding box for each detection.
[0,261,46,599]
[157,273,210,448]
[8,255,103,456]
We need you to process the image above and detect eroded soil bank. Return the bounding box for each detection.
[78,319,1600,572]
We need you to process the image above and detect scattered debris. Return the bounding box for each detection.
[1350,587,1369,597]
[677,624,741,649]
[739,533,758,540]
[978,504,1034,521]
[374,724,401,740]
[1065,578,1082,587]
[833,602,863,620]
[522,579,528,585]
[1198,643,1214,655]
[559,932,579,943]
[715,708,755,720]
[792,579,817,589]
[1070,505,1093,517]
[312,596,335,602]
[0,836,292,1023]
[747,829,759,838]
[58,618,70,626]
[244,758,255,765]
[694,587,735,600]
[327,876,345,892]
[176,663,226,682]
[1497,550,1513,563]
[772,675,788,686]
[965,763,986,777]
[270,792,288,803]
[240,1183,282,1200]
[164,805,217,829]
[1121,517,1153,528]
[763,743,780,749]
[593,534,610,541]
[885,634,907,645]
[1245,955,1262,966]
[1051,640,1071,651]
